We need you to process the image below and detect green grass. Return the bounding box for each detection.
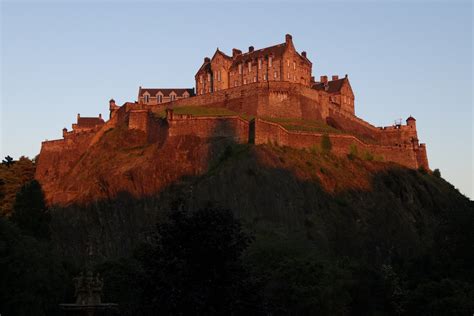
[262,117,342,134]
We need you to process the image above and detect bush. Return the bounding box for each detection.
[348,144,359,160]
[433,169,441,178]
[321,134,332,153]
[363,151,374,161]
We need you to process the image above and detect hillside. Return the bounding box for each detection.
[2,124,472,315]
[43,125,471,263]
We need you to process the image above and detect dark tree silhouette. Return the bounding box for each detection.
[138,207,253,315]
[10,180,51,240]
[2,155,14,167]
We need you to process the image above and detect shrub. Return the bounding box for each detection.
[310,145,319,155]
[363,151,374,161]
[321,134,332,153]
[348,144,359,160]
[433,168,441,178]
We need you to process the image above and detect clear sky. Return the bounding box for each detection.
[1,1,472,199]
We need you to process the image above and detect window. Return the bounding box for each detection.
[157,94,163,103]
[248,61,252,72]
[294,75,296,81]
[254,76,257,83]
[200,89,203,95]
[263,73,267,81]
[293,61,296,70]
[239,64,242,74]
[144,95,149,103]
[244,79,247,84]
[287,73,290,79]
[274,71,277,79]
[199,75,203,84]
[218,70,221,82]
[235,81,238,87]
[258,59,262,69]
[287,59,290,67]
[269,56,272,67]
[207,73,211,82]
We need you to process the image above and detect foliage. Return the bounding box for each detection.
[433,168,441,178]
[0,156,35,216]
[10,180,51,240]
[363,150,374,161]
[0,218,70,316]
[321,133,332,153]
[348,143,359,160]
[138,207,254,315]
[2,155,14,167]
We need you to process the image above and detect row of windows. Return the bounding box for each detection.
[143,94,179,103]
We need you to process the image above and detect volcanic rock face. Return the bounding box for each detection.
[36,122,471,262]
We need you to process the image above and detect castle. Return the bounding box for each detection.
[38,34,429,201]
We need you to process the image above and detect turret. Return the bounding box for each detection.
[406,116,416,129]
[285,34,293,46]
[109,99,119,119]
[62,127,68,138]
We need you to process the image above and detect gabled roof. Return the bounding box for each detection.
[212,48,232,61]
[139,88,194,97]
[195,60,211,76]
[312,78,349,94]
[231,43,287,66]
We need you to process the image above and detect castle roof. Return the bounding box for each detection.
[231,43,288,66]
[406,116,416,121]
[312,78,347,94]
[139,88,194,98]
[77,117,104,127]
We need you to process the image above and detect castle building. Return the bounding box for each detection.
[138,87,195,105]
[195,34,312,95]
[71,113,104,132]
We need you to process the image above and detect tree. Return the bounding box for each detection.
[138,207,253,315]
[2,155,14,167]
[10,180,51,240]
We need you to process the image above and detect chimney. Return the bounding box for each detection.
[77,113,80,121]
[285,34,293,45]
[99,113,102,120]
[232,48,242,58]
[62,128,68,138]
[301,51,307,58]
[249,46,254,52]
[320,75,328,83]
[311,76,315,82]
[332,75,339,81]
[204,57,210,63]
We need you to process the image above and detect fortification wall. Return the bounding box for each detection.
[167,115,249,143]
[254,118,424,169]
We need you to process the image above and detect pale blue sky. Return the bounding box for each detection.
[1,1,472,198]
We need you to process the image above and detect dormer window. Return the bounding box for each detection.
[157,94,163,103]
[170,93,176,101]
[269,56,272,67]
[258,59,262,69]
[144,95,149,103]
